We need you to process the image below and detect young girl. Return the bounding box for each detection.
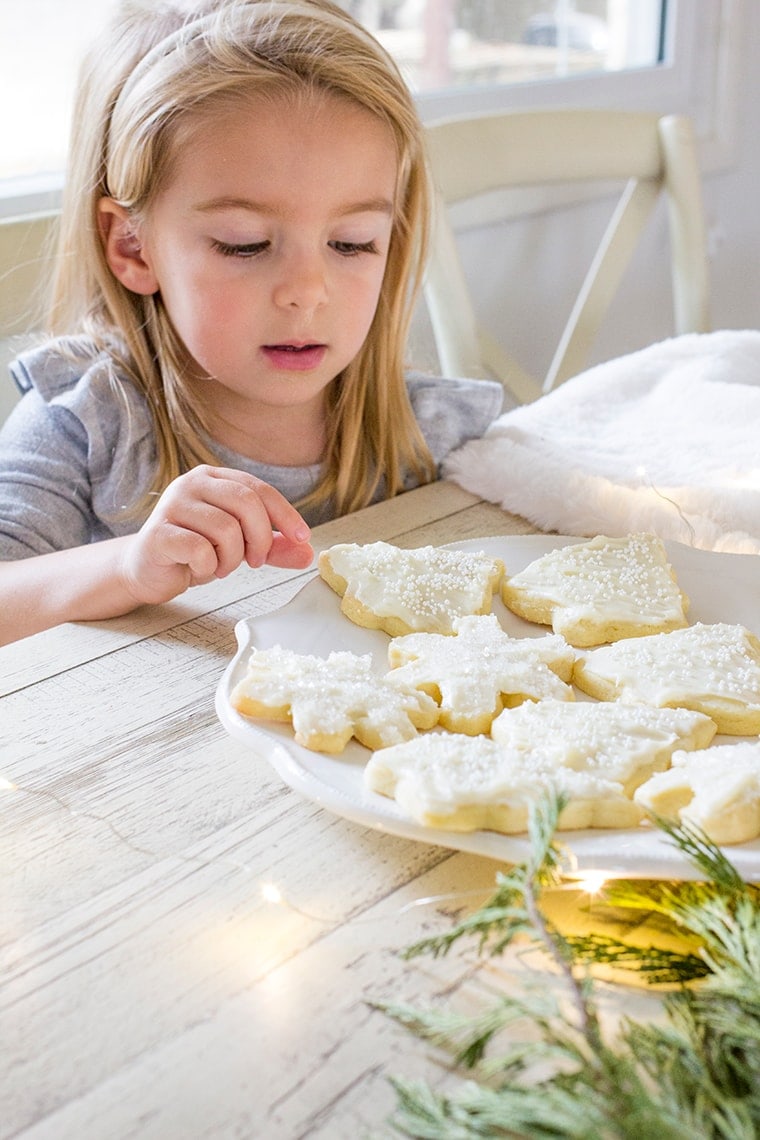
[0,0,502,646]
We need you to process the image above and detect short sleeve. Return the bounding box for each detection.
[0,389,95,557]
[0,338,157,558]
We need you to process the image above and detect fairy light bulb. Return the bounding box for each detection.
[572,870,608,895]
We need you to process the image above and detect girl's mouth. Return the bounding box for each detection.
[262,343,327,372]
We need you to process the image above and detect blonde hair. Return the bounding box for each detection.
[49,0,435,518]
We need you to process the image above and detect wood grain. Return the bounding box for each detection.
[0,483,607,1140]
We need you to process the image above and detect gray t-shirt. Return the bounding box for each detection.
[0,336,503,559]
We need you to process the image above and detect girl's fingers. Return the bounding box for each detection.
[150,520,222,583]
[236,474,312,543]
[151,467,312,576]
[266,532,316,569]
[194,468,311,566]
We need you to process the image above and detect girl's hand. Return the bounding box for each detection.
[120,466,314,605]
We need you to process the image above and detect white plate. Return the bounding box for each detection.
[216,535,760,880]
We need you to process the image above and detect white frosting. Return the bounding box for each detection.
[577,622,760,707]
[365,732,633,824]
[505,533,686,626]
[491,700,714,785]
[388,614,574,722]
[635,740,760,837]
[323,541,502,632]
[232,646,437,748]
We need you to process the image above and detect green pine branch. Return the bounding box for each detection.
[562,931,710,985]
[376,792,760,1139]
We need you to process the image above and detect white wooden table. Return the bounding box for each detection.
[0,482,664,1139]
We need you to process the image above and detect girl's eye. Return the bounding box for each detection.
[212,239,269,258]
[330,239,379,257]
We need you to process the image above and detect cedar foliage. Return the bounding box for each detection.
[377,796,760,1139]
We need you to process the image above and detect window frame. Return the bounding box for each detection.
[411,0,743,234]
[414,0,742,173]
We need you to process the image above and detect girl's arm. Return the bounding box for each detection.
[0,466,313,646]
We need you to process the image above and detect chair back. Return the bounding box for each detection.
[423,108,710,403]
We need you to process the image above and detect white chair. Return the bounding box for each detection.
[423,109,711,404]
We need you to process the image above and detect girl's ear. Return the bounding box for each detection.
[97,199,159,295]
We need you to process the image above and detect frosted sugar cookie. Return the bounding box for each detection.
[500,533,688,647]
[230,646,438,753]
[318,540,503,636]
[634,741,760,845]
[364,733,642,832]
[491,700,716,796]
[573,622,760,735]
[387,614,575,735]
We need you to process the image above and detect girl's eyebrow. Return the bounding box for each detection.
[193,196,394,217]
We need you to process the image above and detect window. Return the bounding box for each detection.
[409,0,742,176]
[352,0,665,94]
[0,0,116,211]
[0,0,742,217]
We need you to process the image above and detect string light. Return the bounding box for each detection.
[567,870,608,896]
[260,882,283,905]
[259,880,352,923]
[634,464,696,545]
[257,880,497,925]
[4,769,612,927]
[396,887,494,914]
[256,880,603,926]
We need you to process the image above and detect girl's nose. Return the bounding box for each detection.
[272,251,328,312]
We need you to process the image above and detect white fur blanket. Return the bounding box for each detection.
[443,330,760,555]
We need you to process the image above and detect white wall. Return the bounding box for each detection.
[700,2,760,337]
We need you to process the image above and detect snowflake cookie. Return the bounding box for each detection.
[387,614,575,735]
[230,646,438,753]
